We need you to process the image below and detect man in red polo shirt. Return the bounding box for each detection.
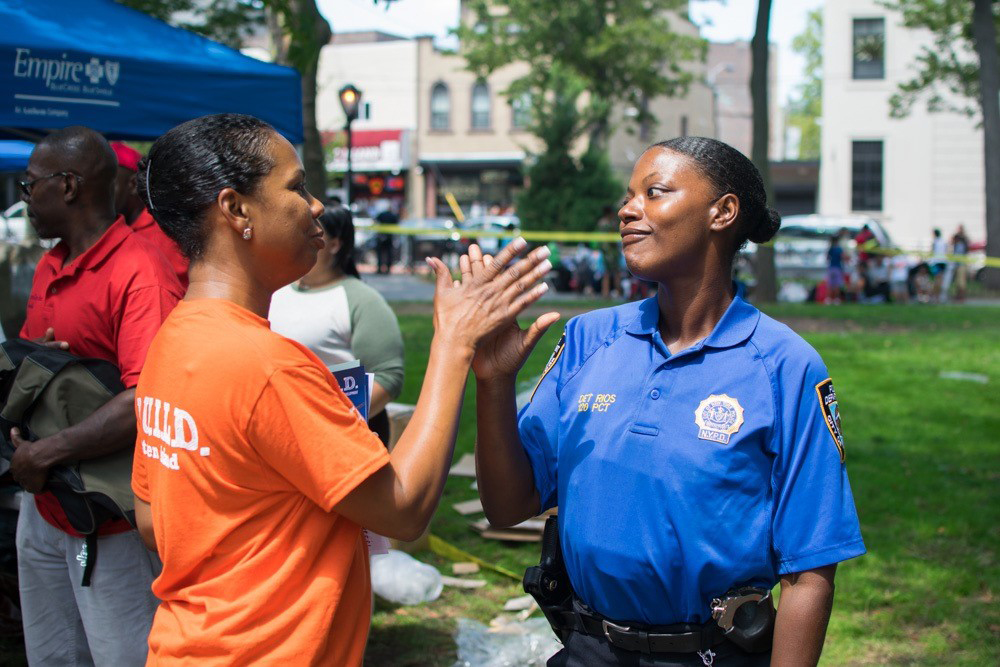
[10,127,182,665]
[111,141,189,286]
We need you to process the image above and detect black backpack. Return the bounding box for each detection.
[0,339,135,585]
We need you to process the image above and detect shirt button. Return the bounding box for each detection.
[50,288,57,295]
[650,389,660,400]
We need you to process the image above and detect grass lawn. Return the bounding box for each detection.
[366,302,999,666]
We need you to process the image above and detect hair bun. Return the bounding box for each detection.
[748,207,781,244]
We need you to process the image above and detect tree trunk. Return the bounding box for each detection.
[267,1,331,200]
[972,0,1000,288]
[751,0,777,302]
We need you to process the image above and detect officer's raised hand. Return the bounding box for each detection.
[460,244,560,382]
[430,239,556,355]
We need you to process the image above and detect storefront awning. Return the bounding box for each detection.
[324,128,411,173]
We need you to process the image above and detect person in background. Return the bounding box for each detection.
[130,113,553,666]
[13,126,182,666]
[889,254,911,304]
[853,223,875,264]
[374,205,399,274]
[270,206,404,445]
[950,225,970,303]
[826,230,846,304]
[597,205,622,298]
[111,141,189,286]
[929,228,949,302]
[862,256,891,303]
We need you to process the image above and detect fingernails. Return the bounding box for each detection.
[535,245,551,259]
[425,257,432,264]
[536,282,549,295]
[539,259,553,273]
[512,237,527,250]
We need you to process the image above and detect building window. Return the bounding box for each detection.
[511,93,530,129]
[360,102,371,121]
[851,140,883,211]
[471,80,491,130]
[852,18,885,80]
[430,82,450,131]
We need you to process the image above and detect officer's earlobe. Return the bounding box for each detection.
[709,193,740,232]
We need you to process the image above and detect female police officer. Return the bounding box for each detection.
[473,137,865,666]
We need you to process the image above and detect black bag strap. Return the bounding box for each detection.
[81,533,98,587]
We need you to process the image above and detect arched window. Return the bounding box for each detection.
[430,82,450,130]
[471,80,491,130]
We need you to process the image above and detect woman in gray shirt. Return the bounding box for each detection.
[270,206,404,444]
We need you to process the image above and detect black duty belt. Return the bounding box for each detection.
[554,606,726,654]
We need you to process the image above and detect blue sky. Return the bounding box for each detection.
[318,0,825,105]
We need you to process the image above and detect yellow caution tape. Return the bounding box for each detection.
[367,224,619,243]
[428,534,521,581]
[857,240,1000,268]
[365,225,1000,267]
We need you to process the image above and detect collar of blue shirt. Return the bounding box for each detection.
[624,293,760,351]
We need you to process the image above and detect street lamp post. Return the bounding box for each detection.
[338,83,362,209]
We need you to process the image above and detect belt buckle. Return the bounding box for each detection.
[601,619,630,645]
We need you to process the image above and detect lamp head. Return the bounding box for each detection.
[339,84,362,121]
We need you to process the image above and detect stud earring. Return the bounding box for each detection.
[242,227,252,241]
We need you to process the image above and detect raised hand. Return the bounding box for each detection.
[471,249,560,382]
[427,239,558,360]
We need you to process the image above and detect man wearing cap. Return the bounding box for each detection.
[112,141,189,286]
[11,127,182,665]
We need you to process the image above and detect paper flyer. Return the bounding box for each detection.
[330,360,369,421]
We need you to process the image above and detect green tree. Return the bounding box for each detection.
[455,0,705,149]
[265,0,331,197]
[785,8,822,160]
[118,0,265,49]
[879,0,1000,287]
[515,69,620,232]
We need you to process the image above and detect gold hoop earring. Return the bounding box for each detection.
[242,227,252,241]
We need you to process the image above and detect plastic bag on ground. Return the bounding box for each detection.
[453,617,562,667]
[370,549,443,605]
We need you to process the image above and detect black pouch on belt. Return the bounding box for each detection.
[710,586,776,653]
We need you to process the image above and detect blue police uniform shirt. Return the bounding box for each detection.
[517,294,865,625]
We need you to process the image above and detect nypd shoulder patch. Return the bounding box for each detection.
[530,332,566,402]
[815,378,845,462]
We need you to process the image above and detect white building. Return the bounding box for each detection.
[819,0,985,249]
[316,32,419,212]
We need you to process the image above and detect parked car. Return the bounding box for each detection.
[459,215,520,255]
[744,214,894,283]
[396,217,461,268]
[1,201,32,245]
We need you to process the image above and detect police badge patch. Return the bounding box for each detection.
[815,378,845,462]
[694,394,745,444]
[530,332,566,402]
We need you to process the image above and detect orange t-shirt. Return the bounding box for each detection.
[132,299,389,666]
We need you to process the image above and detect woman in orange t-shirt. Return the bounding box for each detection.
[130,114,557,666]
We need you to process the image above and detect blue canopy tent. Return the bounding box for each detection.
[0,0,303,142]
[0,140,32,171]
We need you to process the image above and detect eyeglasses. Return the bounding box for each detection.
[18,172,83,197]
